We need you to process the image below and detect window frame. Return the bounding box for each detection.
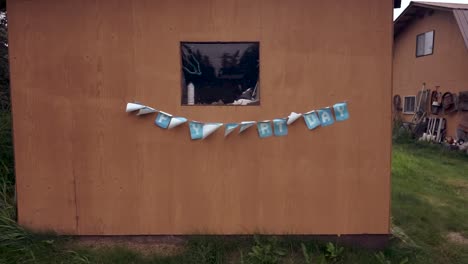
[415,30,435,57]
[403,95,417,114]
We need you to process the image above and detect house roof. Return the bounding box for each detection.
[394,1,468,50]
[412,1,468,9]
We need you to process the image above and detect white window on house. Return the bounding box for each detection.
[403,96,416,114]
[416,30,434,57]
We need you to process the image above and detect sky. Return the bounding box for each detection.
[394,0,468,19]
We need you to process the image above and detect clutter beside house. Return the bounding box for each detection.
[394,84,468,154]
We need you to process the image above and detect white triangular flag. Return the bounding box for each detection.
[136,106,157,115]
[168,117,187,129]
[287,112,302,125]
[202,123,223,139]
[239,121,256,133]
[126,103,145,112]
[224,123,239,137]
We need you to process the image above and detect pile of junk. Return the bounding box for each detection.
[393,83,468,154]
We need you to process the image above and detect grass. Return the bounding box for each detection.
[0,111,13,186]
[1,110,468,263]
[391,142,468,263]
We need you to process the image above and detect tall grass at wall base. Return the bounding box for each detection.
[1,111,89,263]
[0,177,92,264]
[0,111,14,186]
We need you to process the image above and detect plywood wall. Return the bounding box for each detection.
[8,0,393,235]
[393,10,468,136]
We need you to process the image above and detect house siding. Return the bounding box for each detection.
[393,10,468,137]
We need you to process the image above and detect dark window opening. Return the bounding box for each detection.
[180,42,260,106]
[416,31,434,57]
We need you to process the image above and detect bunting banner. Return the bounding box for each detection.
[303,111,321,130]
[273,118,288,136]
[257,120,273,138]
[286,112,302,125]
[126,103,158,115]
[239,121,256,133]
[224,123,239,137]
[189,121,223,140]
[333,102,349,121]
[317,107,334,126]
[125,102,350,140]
[126,102,145,112]
[137,106,157,116]
[155,111,187,129]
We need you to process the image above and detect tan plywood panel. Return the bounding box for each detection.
[8,0,392,235]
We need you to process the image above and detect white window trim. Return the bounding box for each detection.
[403,95,416,115]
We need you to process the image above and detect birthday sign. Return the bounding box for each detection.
[126,102,350,140]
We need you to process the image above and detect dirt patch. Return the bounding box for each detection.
[72,236,186,256]
[446,232,468,245]
[445,178,468,188]
[444,179,468,197]
[420,194,447,207]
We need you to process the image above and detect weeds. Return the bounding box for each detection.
[246,236,286,264]
[300,243,312,263]
[300,242,328,264]
[0,177,91,264]
[375,251,409,264]
[186,237,226,264]
[323,242,344,263]
[0,111,13,186]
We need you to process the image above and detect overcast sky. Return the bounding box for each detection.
[394,0,468,19]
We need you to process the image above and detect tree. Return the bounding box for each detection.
[0,1,13,187]
[0,6,9,111]
[238,44,259,90]
[180,44,217,104]
[219,50,241,76]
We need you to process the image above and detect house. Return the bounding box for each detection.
[393,1,468,139]
[8,0,398,238]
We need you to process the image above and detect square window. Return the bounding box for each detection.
[180,42,260,106]
[403,96,416,114]
[416,31,434,57]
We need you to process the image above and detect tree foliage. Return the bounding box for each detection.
[0,8,8,111]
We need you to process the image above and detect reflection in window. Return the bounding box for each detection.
[416,31,434,57]
[181,42,260,106]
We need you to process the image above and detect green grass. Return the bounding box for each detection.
[391,142,468,263]
[1,109,467,263]
[0,111,13,186]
